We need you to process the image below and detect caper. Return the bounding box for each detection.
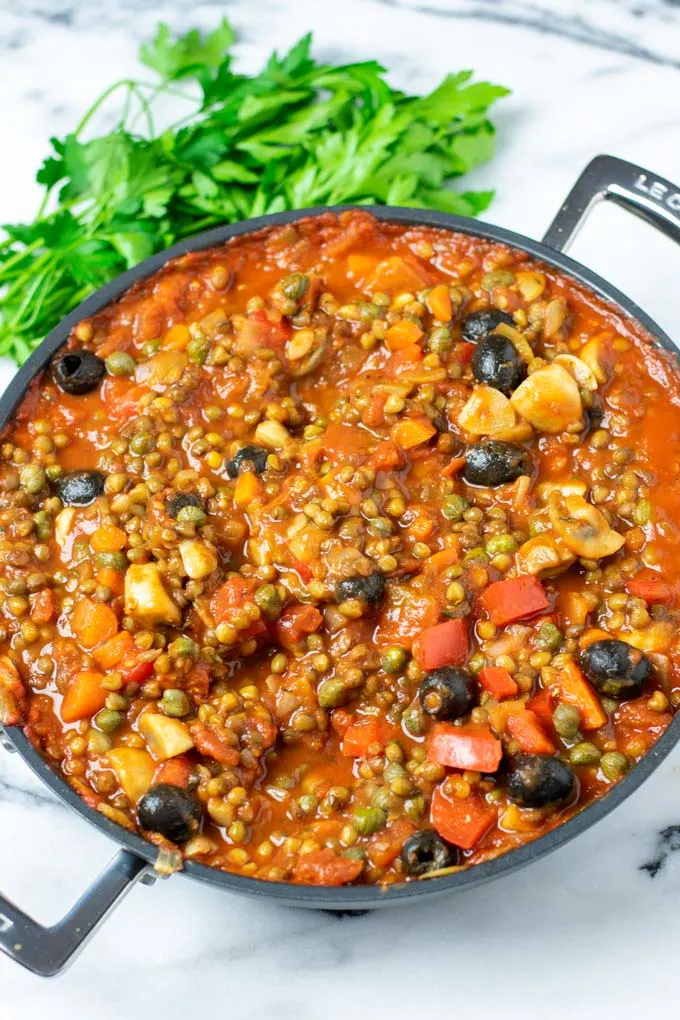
[485,533,517,557]
[187,336,211,365]
[254,583,282,620]
[536,622,563,652]
[352,806,386,835]
[168,636,197,659]
[176,505,207,526]
[33,511,52,540]
[281,273,309,302]
[94,709,126,733]
[317,678,349,709]
[569,741,601,767]
[428,326,452,354]
[600,751,629,781]
[404,795,425,820]
[130,433,155,456]
[382,646,408,674]
[105,351,136,376]
[482,270,515,290]
[298,794,318,815]
[552,703,581,739]
[441,494,469,521]
[161,689,191,718]
[20,464,47,494]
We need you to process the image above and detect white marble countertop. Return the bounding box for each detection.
[1,0,680,1014]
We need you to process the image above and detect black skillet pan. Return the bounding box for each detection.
[1,154,680,977]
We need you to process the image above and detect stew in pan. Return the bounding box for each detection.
[1,210,679,886]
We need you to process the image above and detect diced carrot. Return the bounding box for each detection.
[97,567,125,595]
[392,418,437,450]
[579,628,611,650]
[61,671,108,723]
[412,618,468,671]
[71,598,118,649]
[626,572,675,604]
[507,710,556,754]
[347,253,378,282]
[234,470,262,507]
[406,515,435,542]
[376,590,440,649]
[558,590,591,629]
[93,631,135,669]
[0,655,26,726]
[153,755,192,788]
[165,323,191,349]
[341,717,388,757]
[427,284,452,322]
[275,604,323,650]
[368,819,416,869]
[526,688,554,730]
[428,723,503,772]
[366,255,429,295]
[442,456,466,478]
[425,548,460,575]
[90,525,127,553]
[478,666,518,700]
[385,320,424,351]
[478,576,550,626]
[545,660,606,731]
[29,588,56,625]
[431,784,496,850]
[321,422,372,457]
[293,849,364,886]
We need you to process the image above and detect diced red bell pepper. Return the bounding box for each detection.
[412,617,468,671]
[478,666,518,700]
[478,576,550,626]
[626,572,675,605]
[428,723,503,772]
[431,783,497,850]
[526,688,554,730]
[341,717,387,757]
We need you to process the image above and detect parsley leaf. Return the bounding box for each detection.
[0,20,509,364]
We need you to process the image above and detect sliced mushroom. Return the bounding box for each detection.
[179,539,218,580]
[515,532,576,577]
[535,479,588,504]
[579,336,608,384]
[515,271,546,303]
[511,363,583,434]
[543,298,569,338]
[554,354,599,391]
[548,492,624,559]
[124,563,181,626]
[620,622,674,654]
[136,351,187,388]
[254,420,293,451]
[458,385,518,437]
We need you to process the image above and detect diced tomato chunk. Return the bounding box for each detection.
[293,849,364,886]
[478,666,518,700]
[431,784,496,850]
[428,723,503,772]
[275,605,323,650]
[506,710,556,755]
[341,717,388,757]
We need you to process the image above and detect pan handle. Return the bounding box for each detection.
[543,154,680,252]
[0,849,150,977]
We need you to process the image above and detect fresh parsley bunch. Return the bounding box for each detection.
[0,20,508,363]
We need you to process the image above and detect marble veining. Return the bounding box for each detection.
[1,0,680,1015]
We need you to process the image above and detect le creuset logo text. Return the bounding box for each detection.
[634,174,680,211]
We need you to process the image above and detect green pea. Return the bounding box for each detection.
[442,494,469,521]
[105,351,136,376]
[482,270,514,290]
[95,709,125,733]
[105,693,129,712]
[33,511,52,541]
[485,534,518,557]
[569,742,601,767]
[161,689,191,718]
[95,551,128,571]
[142,340,160,357]
[402,705,425,736]
[428,327,452,354]
[553,703,581,739]
[463,547,489,565]
[600,751,629,782]
[187,336,211,365]
[382,646,408,674]
[352,806,386,835]
[342,847,367,861]
[20,464,46,495]
[317,678,349,709]
[46,464,63,482]
[536,622,563,652]
[358,302,379,321]
[254,583,282,619]
[168,636,197,659]
[383,762,406,784]
[176,505,207,526]
[468,653,485,674]
[281,273,309,302]
[130,433,155,456]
